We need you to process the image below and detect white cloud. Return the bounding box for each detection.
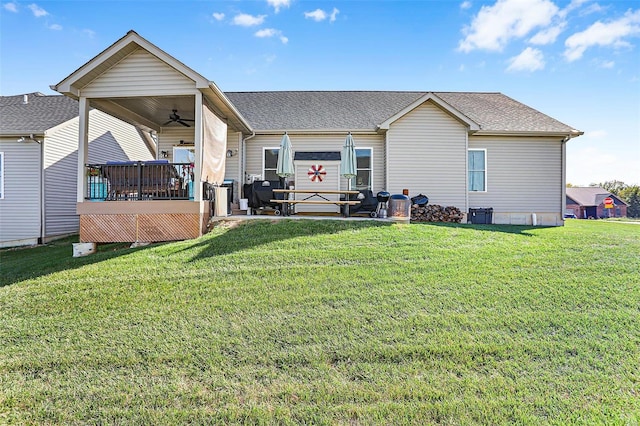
[267,0,290,13]
[461,1,472,10]
[3,2,18,12]
[28,3,48,17]
[506,47,545,72]
[48,23,62,30]
[232,13,266,27]
[529,22,566,44]
[305,9,327,22]
[255,28,277,37]
[305,7,339,22]
[212,12,225,21]
[330,7,339,22]
[599,60,614,68]
[580,3,606,16]
[458,0,559,52]
[558,0,588,18]
[255,28,288,44]
[564,9,640,61]
[83,29,96,38]
[567,144,640,185]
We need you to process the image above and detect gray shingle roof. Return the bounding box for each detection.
[225,91,578,134]
[0,93,79,135]
[566,187,627,206]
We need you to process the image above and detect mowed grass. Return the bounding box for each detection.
[1,219,639,425]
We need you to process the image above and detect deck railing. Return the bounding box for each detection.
[85,161,210,201]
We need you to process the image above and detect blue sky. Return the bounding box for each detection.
[1,0,638,185]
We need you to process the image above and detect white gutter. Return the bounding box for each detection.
[251,128,376,135]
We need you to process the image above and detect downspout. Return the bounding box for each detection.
[561,134,571,224]
[39,136,45,244]
[240,131,256,189]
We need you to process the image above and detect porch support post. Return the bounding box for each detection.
[77,96,90,203]
[193,91,203,201]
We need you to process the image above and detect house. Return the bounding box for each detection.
[49,30,582,244]
[566,187,628,219]
[0,92,154,248]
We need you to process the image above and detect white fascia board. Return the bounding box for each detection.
[204,82,253,134]
[377,92,480,131]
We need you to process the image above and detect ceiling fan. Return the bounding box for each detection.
[163,109,195,127]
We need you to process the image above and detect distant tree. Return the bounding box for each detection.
[619,185,640,218]
[590,180,627,195]
[566,183,575,187]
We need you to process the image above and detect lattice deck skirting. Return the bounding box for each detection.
[80,213,204,243]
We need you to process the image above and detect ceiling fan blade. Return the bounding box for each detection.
[178,120,190,127]
[181,118,195,122]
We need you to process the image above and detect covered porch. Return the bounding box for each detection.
[51,31,252,243]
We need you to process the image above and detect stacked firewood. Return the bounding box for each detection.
[411,204,463,223]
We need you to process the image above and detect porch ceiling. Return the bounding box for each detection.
[91,95,196,133]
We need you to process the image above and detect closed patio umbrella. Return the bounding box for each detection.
[340,132,357,190]
[276,132,294,180]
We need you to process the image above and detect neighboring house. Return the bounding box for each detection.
[566,187,628,219]
[0,92,154,248]
[50,31,582,244]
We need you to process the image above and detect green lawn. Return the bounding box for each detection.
[1,219,639,425]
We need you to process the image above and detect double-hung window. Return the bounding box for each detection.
[468,149,486,192]
[263,147,280,181]
[353,148,372,190]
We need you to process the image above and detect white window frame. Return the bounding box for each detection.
[0,152,4,199]
[262,147,280,181]
[352,147,373,191]
[468,149,487,192]
[173,146,196,183]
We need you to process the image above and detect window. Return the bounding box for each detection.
[0,152,4,199]
[263,147,279,181]
[351,148,372,190]
[468,149,486,192]
[173,146,195,183]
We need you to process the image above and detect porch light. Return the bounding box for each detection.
[17,134,40,144]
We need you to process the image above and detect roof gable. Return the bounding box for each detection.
[378,92,480,131]
[81,49,196,96]
[52,30,209,96]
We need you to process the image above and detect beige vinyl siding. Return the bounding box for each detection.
[469,136,562,213]
[225,131,241,202]
[157,128,195,160]
[0,139,42,247]
[244,133,385,193]
[387,101,468,208]
[82,49,197,98]
[44,110,153,238]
